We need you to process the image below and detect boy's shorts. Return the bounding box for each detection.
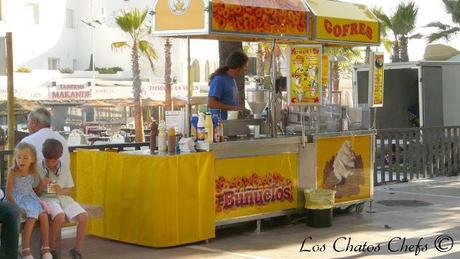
[46,200,86,221]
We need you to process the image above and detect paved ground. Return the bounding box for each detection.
[61,176,460,259]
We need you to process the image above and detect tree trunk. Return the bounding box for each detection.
[218,41,245,109]
[399,35,409,62]
[391,37,400,63]
[257,43,264,77]
[164,38,172,111]
[365,46,371,64]
[132,42,145,142]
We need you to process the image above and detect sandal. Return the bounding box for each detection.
[41,247,53,259]
[22,248,34,259]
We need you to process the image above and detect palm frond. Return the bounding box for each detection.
[443,0,460,24]
[392,1,418,35]
[139,40,157,71]
[408,33,423,40]
[111,41,130,52]
[382,38,393,53]
[425,21,450,30]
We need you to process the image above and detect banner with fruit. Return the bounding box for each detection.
[211,0,308,36]
[288,45,322,105]
[316,135,372,204]
[215,153,298,220]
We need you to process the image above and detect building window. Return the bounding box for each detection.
[48,58,60,70]
[25,3,39,24]
[192,60,200,82]
[66,9,74,28]
[72,59,77,70]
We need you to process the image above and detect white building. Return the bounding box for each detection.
[0,0,218,100]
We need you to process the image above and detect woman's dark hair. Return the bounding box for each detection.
[209,51,248,84]
[275,77,287,94]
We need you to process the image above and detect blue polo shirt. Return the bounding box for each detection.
[208,74,239,120]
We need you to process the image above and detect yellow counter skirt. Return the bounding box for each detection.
[70,150,215,247]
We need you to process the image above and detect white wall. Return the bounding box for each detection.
[0,0,219,84]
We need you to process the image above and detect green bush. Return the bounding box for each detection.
[16,67,32,73]
[59,67,74,74]
[95,67,123,74]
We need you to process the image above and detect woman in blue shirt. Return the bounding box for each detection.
[208,51,250,120]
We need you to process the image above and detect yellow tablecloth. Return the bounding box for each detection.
[70,150,215,247]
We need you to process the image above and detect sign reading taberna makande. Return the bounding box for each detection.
[288,45,322,105]
[369,52,384,107]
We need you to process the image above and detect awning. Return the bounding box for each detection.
[153,0,310,40]
[152,0,380,45]
[306,0,380,45]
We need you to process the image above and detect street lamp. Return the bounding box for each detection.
[80,2,104,80]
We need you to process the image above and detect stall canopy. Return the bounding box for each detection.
[306,0,380,45]
[152,0,380,45]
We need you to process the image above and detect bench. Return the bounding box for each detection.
[28,204,103,259]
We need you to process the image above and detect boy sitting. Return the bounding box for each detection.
[34,138,88,259]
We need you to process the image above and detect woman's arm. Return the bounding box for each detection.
[207,96,244,111]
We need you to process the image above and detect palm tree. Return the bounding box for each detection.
[426,0,460,43]
[112,8,157,142]
[164,38,172,111]
[372,7,400,62]
[324,47,362,103]
[365,7,393,63]
[392,1,421,62]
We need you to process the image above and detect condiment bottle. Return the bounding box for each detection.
[212,114,220,143]
[205,113,213,144]
[150,120,158,154]
[197,113,206,143]
[168,127,176,154]
[158,120,167,152]
[191,114,199,141]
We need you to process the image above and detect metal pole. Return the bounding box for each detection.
[185,37,192,137]
[270,39,277,137]
[6,32,15,151]
[328,56,334,104]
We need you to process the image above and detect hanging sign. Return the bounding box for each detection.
[287,45,322,105]
[321,54,329,87]
[369,52,384,107]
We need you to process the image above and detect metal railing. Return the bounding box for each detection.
[374,126,460,185]
[0,142,149,187]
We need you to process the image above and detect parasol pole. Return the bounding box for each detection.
[185,36,191,137]
[6,32,15,151]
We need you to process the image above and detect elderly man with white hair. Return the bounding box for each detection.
[21,107,70,166]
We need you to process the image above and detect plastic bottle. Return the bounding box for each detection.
[197,113,206,143]
[212,114,220,143]
[158,120,167,152]
[205,113,213,144]
[191,114,199,141]
[168,127,176,154]
[150,120,158,154]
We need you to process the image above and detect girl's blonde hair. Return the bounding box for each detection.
[12,142,38,175]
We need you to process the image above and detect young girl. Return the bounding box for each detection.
[6,142,52,259]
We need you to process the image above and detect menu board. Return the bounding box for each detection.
[369,52,384,107]
[288,45,322,105]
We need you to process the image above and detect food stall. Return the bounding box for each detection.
[71,0,380,248]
